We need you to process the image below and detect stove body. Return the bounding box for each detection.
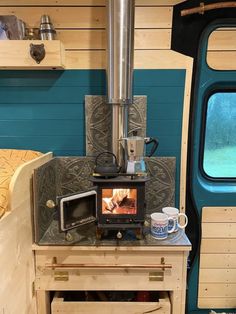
[91,176,148,238]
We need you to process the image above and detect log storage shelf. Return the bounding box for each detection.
[0,40,65,69]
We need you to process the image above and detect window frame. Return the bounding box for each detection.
[200,85,236,182]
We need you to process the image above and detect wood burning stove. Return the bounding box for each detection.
[91,176,148,239]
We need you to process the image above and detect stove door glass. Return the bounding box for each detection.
[102,188,137,215]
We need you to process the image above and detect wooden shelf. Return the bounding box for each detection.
[0,40,65,69]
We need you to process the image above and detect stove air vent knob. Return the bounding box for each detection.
[46,199,55,209]
[117,231,123,239]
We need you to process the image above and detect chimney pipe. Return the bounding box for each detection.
[106,0,135,168]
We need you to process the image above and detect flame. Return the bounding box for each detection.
[112,189,130,199]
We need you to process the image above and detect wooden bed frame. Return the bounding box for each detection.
[0,152,52,314]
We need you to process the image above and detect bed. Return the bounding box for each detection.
[0,150,52,314]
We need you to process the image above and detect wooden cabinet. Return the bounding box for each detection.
[33,234,191,314]
[0,40,65,69]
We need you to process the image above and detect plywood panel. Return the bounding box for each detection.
[57,29,171,50]
[208,30,236,51]
[0,7,172,29]
[199,283,236,298]
[0,0,184,6]
[200,254,236,269]
[199,268,236,283]
[202,222,236,238]
[202,206,236,223]
[201,239,236,253]
[198,297,236,309]
[207,51,236,70]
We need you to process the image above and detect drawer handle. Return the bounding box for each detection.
[45,263,172,270]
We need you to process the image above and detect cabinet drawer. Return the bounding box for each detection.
[51,291,171,314]
[35,249,185,291]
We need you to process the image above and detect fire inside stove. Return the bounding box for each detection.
[102,188,137,215]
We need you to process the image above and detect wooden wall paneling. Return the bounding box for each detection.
[207,28,236,70]
[208,29,236,50]
[202,206,236,222]
[0,0,185,6]
[65,50,192,70]
[65,50,105,69]
[207,51,236,70]
[135,29,171,50]
[134,50,192,69]
[57,29,171,50]
[0,7,106,28]
[135,7,172,28]
[200,253,236,269]
[198,298,236,309]
[179,58,193,214]
[202,222,236,238]
[57,30,105,50]
[201,238,236,253]
[0,7,172,29]
[199,268,236,283]
[198,207,236,308]
[199,283,236,298]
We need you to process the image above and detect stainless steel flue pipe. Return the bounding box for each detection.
[106,0,135,168]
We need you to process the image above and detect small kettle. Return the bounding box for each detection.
[94,151,121,175]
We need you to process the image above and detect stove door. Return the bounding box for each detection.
[57,188,97,232]
[96,183,146,225]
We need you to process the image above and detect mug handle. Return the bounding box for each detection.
[167,217,176,233]
[177,213,188,229]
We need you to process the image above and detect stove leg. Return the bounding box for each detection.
[96,227,103,240]
[135,227,143,240]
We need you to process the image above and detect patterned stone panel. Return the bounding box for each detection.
[128,96,146,137]
[33,158,58,243]
[145,157,175,216]
[57,157,95,196]
[85,95,147,156]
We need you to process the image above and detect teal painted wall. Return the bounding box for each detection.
[0,69,185,205]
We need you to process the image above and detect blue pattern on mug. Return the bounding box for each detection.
[152,224,168,239]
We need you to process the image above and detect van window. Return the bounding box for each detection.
[203,92,236,178]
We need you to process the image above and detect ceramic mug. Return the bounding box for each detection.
[162,207,188,232]
[150,212,175,240]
